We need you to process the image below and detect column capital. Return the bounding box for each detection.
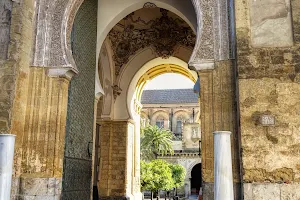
[189,62,215,71]
[46,67,77,80]
[213,131,232,135]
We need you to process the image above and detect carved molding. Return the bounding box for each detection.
[32,0,84,78]
[186,159,201,178]
[109,9,196,76]
[189,0,234,69]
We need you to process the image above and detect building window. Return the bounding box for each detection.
[176,120,182,134]
[156,119,164,128]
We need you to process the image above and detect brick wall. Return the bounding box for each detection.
[62,0,97,199]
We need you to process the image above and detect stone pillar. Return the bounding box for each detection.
[10,67,72,199]
[197,61,241,200]
[184,182,190,198]
[213,131,234,200]
[98,120,135,199]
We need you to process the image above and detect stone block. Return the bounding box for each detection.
[244,183,253,200]
[20,178,49,196]
[249,0,293,47]
[280,184,300,200]
[252,184,280,200]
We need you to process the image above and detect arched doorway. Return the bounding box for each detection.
[22,0,240,199]
[191,163,202,195]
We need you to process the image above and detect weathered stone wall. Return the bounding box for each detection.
[0,0,12,60]
[3,0,68,198]
[236,0,300,198]
[0,0,33,133]
[62,0,97,199]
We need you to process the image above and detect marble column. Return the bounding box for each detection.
[184,183,189,198]
[213,131,234,200]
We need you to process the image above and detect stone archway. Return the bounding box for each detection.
[31,0,233,85]
[190,163,202,194]
[25,0,239,199]
[187,160,201,179]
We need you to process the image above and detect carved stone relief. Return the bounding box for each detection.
[0,0,12,60]
[31,0,232,76]
[109,9,196,76]
[189,0,234,69]
[32,0,85,77]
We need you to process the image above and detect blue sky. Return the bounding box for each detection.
[143,73,194,90]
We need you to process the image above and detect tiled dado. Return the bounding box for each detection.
[10,177,62,200]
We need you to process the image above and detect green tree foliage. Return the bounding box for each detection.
[141,160,187,197]
[169,164,186,188]
[140,160,174,193]
[140,160,153,192]
[169,164,186,196]
[141,125,174,160]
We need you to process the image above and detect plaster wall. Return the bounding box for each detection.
[98,41,114,120]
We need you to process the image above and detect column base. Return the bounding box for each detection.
[202,182,242,200]
[133,192,143,200]
[11,176,62,200]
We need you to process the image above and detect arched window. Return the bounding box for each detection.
[156,118,164,128]
[176,118,183,134]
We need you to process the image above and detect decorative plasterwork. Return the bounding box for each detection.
[189,0,234,69]
[32,0,84,78]
[31,0,233,77]
[109,9,196,76]
[186,160,201,178]
[143,2,157,9]
[112,85,122,101]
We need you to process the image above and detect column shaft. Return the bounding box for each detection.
[213,131,234,200]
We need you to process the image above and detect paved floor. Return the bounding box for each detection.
[145,194,198,200]
[189,194,198,200]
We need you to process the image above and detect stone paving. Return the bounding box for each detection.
[144,195,198,200]
[188,194,198,200]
